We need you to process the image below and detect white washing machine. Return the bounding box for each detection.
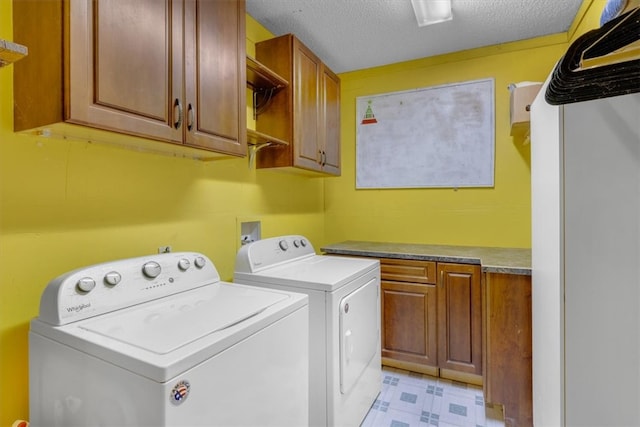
[234,235,381,427]
[29,251,309,427]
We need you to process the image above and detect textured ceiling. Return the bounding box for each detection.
[246,0,587,73]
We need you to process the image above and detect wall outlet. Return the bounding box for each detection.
[158,246,172,254]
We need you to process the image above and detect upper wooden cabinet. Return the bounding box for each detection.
[254,34,341,175]
[320,66,341,174]
[13,0,246,158]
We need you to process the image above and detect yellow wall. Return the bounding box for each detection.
[325,49,547,247]
[0,0,605,424]
[0,6,324,425]
[325,1,604,248]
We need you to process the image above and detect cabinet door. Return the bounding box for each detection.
[184,0,246,155]
[320,64,341,175]
[437,263,482,376]
[68,0,183,142]
[380,280,437,368]
[292,39,322,171]
[484,272,532,427]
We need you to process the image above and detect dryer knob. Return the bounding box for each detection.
[178,258,191,271]
[279,240,289,251]
[194,256,206,269]
[76,277,96,293]
[104,271,121,286]
[142,261,162,278]
[293,240,300,248]
[300,239,307,247]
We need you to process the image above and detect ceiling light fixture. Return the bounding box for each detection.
[410,0,452,26]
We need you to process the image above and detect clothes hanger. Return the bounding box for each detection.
[545,7,640,105]
[579,6,640,69]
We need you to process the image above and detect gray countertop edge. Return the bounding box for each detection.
[321,244,531,276]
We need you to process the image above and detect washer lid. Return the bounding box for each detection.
[235,255,378,291]
[79,283,288,355]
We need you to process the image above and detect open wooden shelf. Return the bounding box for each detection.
[246,56,289,150]
[246,128,288,147]
[246,55,288,91]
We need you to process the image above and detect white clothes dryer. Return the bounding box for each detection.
[29,251,309,427]
[234,235,381,427]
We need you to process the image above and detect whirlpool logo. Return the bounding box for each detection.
[65,303,91,313]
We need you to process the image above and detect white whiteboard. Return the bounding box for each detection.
[356,79,495,189]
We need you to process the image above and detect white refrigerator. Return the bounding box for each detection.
[531,82,640,426]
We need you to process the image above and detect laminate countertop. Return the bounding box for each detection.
[321,241,531,276]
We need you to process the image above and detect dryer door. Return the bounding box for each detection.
[339,277,379,394]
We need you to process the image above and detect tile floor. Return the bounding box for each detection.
[361,367,505,427]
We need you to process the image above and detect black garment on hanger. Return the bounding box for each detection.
[545,7,640,105]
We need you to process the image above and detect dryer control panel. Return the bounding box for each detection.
[235,235,316,273]
[37,252,220,325]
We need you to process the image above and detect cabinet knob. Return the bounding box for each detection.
[174,98,183,129]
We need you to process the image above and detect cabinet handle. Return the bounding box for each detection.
[187,103,194,131]
[440,270,444,288]
[173,98,183,129]
[320,150,326,166]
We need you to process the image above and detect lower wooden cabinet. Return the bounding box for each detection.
[378,258,481,382]
[438,263,482,384]
[483,272,532,427]
[381,280,438,371]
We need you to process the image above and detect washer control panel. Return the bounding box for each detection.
[37,252,219,326]
[235,235,315,273]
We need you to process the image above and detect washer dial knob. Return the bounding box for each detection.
[279,240,289,251]
[104,271,122,286]
[194,256,206,269]
[76,277,96,293]
[293,240,300,248]
[142,261,162,278]
[300,239,307,247]
[178,258,191,271]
